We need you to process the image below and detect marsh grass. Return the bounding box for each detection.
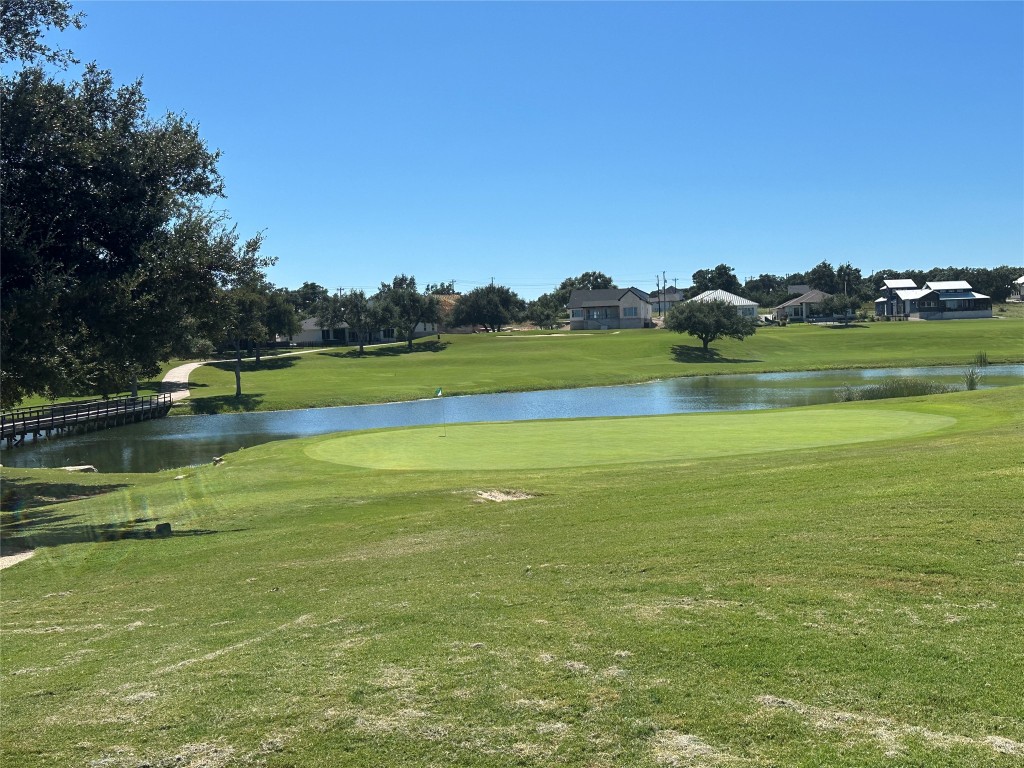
[963,367,983,391]
[2,387,1023,766]
[835,377,957,401]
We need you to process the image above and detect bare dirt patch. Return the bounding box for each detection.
[653,730,735,766]
[475,489,535,503]
[756,694,1024,757]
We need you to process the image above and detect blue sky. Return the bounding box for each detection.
[39,1,1024,299]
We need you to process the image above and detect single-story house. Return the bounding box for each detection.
[873,280,992,320]
[688,289,759,318]
[773,289,832,322]
[568,288,653,330]
[283,317,437,346]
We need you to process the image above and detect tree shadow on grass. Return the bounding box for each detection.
[206,357,299,374]
[326,340,451,359]
[187,393,265,415]
[822,323,869,330]
[671,345,762,364]
[2,514,240,554]
[1,477,131,515]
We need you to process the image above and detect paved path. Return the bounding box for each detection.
[160,348,329,402]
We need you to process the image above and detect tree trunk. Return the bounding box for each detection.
[702,338,710,351]
[255,342,262,365]
[233,339,243,397]
[130,373,139,399]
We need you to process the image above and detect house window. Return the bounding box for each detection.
[321,329,330,341]
[623,306,638,318]
[570,309,583,319]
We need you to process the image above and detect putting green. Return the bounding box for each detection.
[305,408,956,471]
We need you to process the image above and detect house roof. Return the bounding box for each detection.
[882,279,918,290]
[568,287,650,307]
[936,290,990,301]
[894,289,931,301]
[689,289,758,307]
[924,280,973,291]
[774,289,831,309]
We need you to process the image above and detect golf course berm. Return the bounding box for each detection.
[2,320,1022,767]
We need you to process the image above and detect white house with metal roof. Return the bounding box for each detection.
[874,280,992,320]
[688,289,759,318]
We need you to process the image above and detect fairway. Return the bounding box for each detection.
[307,407,956,470]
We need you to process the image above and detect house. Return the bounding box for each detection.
[688,289,759,318]
[568,288,652,330]
[873,280,992,320]
[282,317,437,346]
[874,279,922,319]
[649,287,686,314]
[773,289,832,322]
[1010,276,1024,302]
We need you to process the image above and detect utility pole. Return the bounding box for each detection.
[655,275,661,317]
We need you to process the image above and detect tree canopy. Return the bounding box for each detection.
[0,10,270,407]
[552,272,616,307]
[664,299,757,352]
[1,0,83,67]
[374,275,440,351]
[450,285,526,332]
[690,264,743,297]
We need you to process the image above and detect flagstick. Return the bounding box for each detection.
[436,387,446,438]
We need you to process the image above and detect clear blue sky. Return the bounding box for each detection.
[42,1,1024,299]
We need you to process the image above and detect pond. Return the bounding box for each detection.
[2,364,1020,473]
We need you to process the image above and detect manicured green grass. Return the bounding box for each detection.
[309,409,956,470]
[185,316,1024,412]
[2,386,1022,766]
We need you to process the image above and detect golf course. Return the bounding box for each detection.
[2,321,1023,766]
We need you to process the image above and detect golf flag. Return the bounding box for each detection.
[435,387,443,397]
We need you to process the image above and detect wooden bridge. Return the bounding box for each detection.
[1,393,173,448]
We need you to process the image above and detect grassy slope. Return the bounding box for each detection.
[185,317,1024,412]
[2,387,1022,766]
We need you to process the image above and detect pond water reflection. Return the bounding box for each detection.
[3,364,1020,473]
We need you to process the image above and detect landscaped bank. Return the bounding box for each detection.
[185,318,1024,412]
[2,386,1022,766]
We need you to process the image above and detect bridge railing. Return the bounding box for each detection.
[0,393,172,439]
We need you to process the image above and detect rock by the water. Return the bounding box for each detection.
[62,465,97,473]
[154,523,172,537]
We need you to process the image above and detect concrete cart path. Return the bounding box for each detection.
[160,348,330,402]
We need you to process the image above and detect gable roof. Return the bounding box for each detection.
[568,287,650,307]
[882,279,919,290]
[894,289,931,301]
[689,289,758,307]
[774,289,832,309]
[924,280,974,291]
